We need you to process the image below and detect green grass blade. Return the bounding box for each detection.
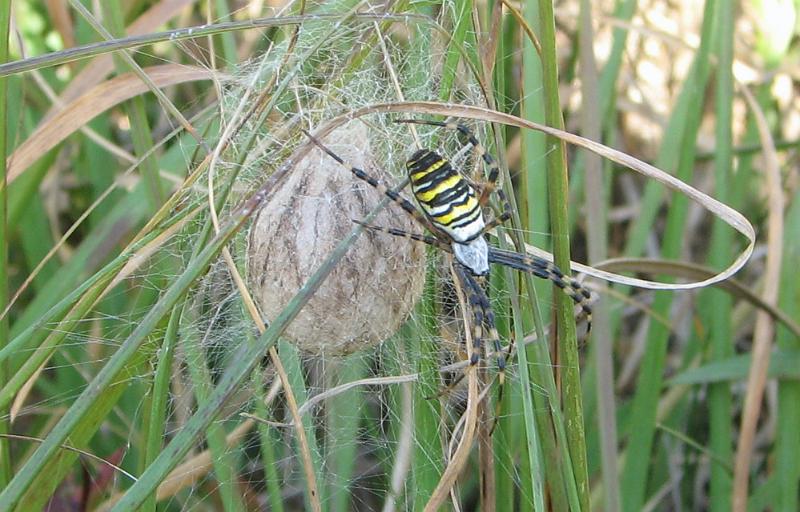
[704,3,735,509]
[536,0,588,507]
[619,2,719,509]
[411,257,444,510]
[775,193,800,510]
[0,0,11,488]
[141,302,181,512]
[183,308,246,512]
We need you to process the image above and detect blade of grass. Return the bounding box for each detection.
[732,84,785,512]
[0,0,11,488]
[141,301,180,512]
[775,192,800,510]
[183,307,247,512]
[578,0,620,509]
[537,1,588,507]
[101,0,164,211]
[252,371,286,512]
[210,0,237,66]
[326,355,367,512]
[515,4,558,509]
[704,3,735,509]
[276,340,325,511]
[619,2,719,509]
[670,351,800,384]
[410,255,445,511]
[597,0,637,125]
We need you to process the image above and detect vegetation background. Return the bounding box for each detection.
[0,0,797,511]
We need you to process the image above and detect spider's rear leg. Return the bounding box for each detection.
[454,265,507,401]
[488,247,593,334]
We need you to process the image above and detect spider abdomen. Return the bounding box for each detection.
[407,149,485,244]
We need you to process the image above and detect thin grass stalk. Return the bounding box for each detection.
[732,84,785,512]
[0,0,11,473]
[501,4,573,509]
[490,267,518,511]
[619,2,719,509]
[536,0,588,507]
[487,26,554,508]
[439,0,474,98]
[578,0,620,510]
[519,0,550,302]
[490,11,521,511]
[211,0,238,65]
[597,0,636,125]
[0,0,9,488]
[141,302,181,512]
[705,4,735,509]
[775,195,800,510]
[252,370,287,512]
[411,255,445,511]
[276,341,325,510]
[183,309,247,512]
[326,356,366,512]
[508,299,547,511]
[0,14,437,78]
[101,0,164,211]
[512,5,565,507]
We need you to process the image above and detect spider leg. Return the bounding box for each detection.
[489,247,593,333]
[302,128,436,232]
[351,220,449,252]
[454,264,507,402]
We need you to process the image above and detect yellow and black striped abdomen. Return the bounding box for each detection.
[407,149,485,243]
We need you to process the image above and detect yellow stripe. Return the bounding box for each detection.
[431,198,479,225]
[415,174,461,202]
[409,159,446,181]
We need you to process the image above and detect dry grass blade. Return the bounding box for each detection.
[6,65,216,185]
[594,258,800,337]
[732,85,786,512]
[54,0,196,105]
[300,101,754,292]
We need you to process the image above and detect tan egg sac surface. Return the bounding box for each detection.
[247,122,426,355]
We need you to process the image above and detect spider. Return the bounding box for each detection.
[302,118,592,394]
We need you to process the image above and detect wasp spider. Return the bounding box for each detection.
[303,119,592,392]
